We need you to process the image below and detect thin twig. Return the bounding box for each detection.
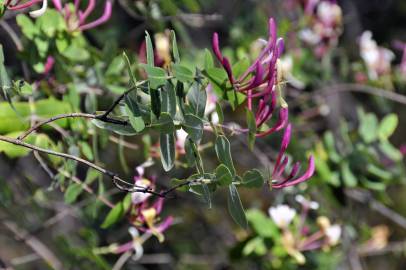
[0,134,161,195]
[345,189,406,230]
[0,20,23,51]
[298,83,406,106]
[18,113,97,140]
[2,221,63,270]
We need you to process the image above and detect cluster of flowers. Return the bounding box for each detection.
[269,195,341,264]
[298,0,343,57]
[5,0,112,31]
[111,165,173,259]
[212,18,315,188]
[358,32,406,81]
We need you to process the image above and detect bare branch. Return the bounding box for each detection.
[18,113,97,140]
[345,189,406,230]
[295,83,406,106]
[0,134,161,196]
[2,221,63,270]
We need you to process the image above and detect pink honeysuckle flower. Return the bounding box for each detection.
[212,18,289,137]
[6,0,48,18]
[43,56,55,75]
[270,124,315,188]
[113,227,144,261]
[50,0,112,32]
[134,197,174,242]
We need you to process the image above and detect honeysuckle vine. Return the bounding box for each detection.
[0,16,316,229]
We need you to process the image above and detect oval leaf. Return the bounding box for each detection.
[160,132,175,171]
[242,169,264,188]
[227,184,247,229]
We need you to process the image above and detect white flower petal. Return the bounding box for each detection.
[269,204,296,228]
[29,0,48,18]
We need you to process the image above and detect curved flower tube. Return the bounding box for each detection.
[28,0,47,18]
[271,124,315,188]
[6,0,43,11]
[52,0,112,32]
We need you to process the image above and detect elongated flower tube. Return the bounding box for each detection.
[6,0,43,11]
[212,18,283,94]
[49,0,112,32]
[271,124,315,188]
[212,18,288,137]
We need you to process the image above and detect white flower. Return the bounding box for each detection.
[317,2,342,26]
[29,0,48,18]
[131,179,152,205]
[176,129,188,147]
[326,224,341,246]
[269,204,296,228]
[128,227,144,261]
[295,195,319,210]
[360,31,394,80]
[299,29,321,45]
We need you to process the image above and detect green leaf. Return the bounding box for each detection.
[79,141,94,161]
[141,64,167,89]
[100,195,131,229]
[145,31,154,67]
[242,169,264,188]
[378,113,398,141]
[161,82,177,118]
[242,237,267,256]
[226,90,246,110]
[246,209,278,238]
[160,133,175,171]
[62,44,90,62]
[105,55,125,76]
[379,140,402,161]
[0,2,5,18]
[227,184,247,229]
[125,94,145,132]
[215,102,224,124]
[91,119,137,136]
[340,161,357,187]
[367,164,392,181]
[171,30,180,63]
[36,9,66,37]
[187,82,207,118]
[150,87,161,118]
[184,136,197,166]
[215,135,236,176]
[203,49,214,70]
[360,176,386,191]
[173,64,194,82]
[0,98,71,134]
[246,108,256,150]
[202,184,212,208]
[122,52,137,87]
[16,15,38,39]
[155,112,175,133]
[64,183,83,204]
[358,111,378,143]
[215,164,233,186]
[182,114,203,142]
[204,67,228,94]
[323,131,341,163]
[0,45,12,106]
